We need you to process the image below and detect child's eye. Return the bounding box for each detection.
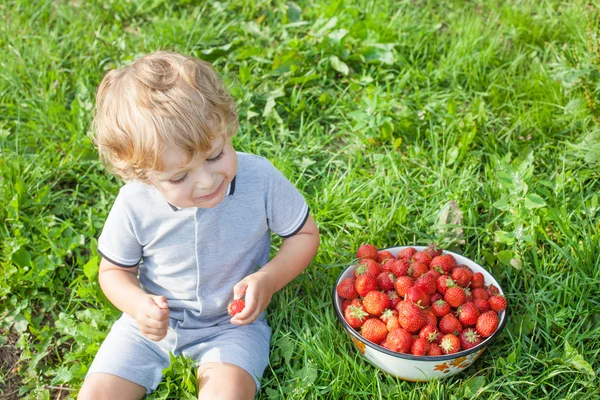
[168,174,188,185]
[207,150,224,163]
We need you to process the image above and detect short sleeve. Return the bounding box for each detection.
[266,164,309,238]
[97,191,143,267]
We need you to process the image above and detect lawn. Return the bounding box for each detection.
[1,0,599,398]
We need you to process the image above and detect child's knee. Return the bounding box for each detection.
[78,373,146,400]
[198,363,256,400]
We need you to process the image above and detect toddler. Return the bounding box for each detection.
[77,51,320,400]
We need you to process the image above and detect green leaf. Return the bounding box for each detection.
[329,55,349,75]
[276,336,294,364]
[492,197,510,211]
[564,341,595,377]
[446,146,459,166]
[393,137,403,150]
[381,120,394,140]
[524,194,546,209]
[497,250,514,266]
[494,231,515,245]
[463,376,486,397]
[83,255,99,280]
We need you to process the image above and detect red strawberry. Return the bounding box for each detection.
[419,324,441,343]
[336,277,358,299]
[355,274,378,297]
[389,259,410,277]
[438,313,463,335]
[422,308,438,327]
[406,286,431,307]
[386,315,400,331]
[472,288,489,301]
[411,337,431,356]
[395,300,426,333]
[354,258,380,278]
[436,275,456,295]
[431,292,442,303]
[394,276,414,298]
[473,298,490,313]
[376,272,396,291]
[451,267,473,288]
[476,310,499,338]
[428,342,443,356]
[489,295,507,312]
[444,286,466,308]
[397,247,417,261]
[412,252,432,266]
[471,272,485,288]
[460,328,482,350]
[423,244,443,258]
[361,318,388,344]
[363,291,391,316]
[457,302,480,326]
[488,284,500,295]
[427,268,441,280]
[227,299,245,316]
[408,261,429,279]
[440,334,461,354]
[356,244,379,260]
[344,302,369,328]
[382,328,413,353]
[415,271,438,295]
[386,290,401,308]
[431,299,451,317]
[430,254,457,274]
[341,299,353,312]
[378,250,395,263]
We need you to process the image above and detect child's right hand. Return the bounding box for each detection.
[134,295,170,342]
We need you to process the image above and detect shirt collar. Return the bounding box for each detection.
[168,175,236,212]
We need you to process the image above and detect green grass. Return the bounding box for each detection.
[1,0,600,398]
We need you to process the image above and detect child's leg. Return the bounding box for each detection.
[78,373,146,400]
[197,362,256,400]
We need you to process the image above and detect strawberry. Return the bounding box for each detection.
[471,272,485,288]
[376,272,396,291]
[383,328,413,353]
[488,284,500,296]
[380,309,400,331]
[381,259,394,273]
[354,258,380,278]
[227,299,245,316]
[451,267,473,288]
[408,261,429,278]
[415,271,438,295]
[395,300,426,333]
[363,291,391,316]
[489,295,507,312]
[386,290,401,308]
[411,337,431,356]
[389,259,410,277]
[473,298,490,313]
[427,268,441,280]
[431,292,442,303]
[460,328,482,350]
[438,313,463,335]
[457,302,480,326]
[397,247,417,261]
[378,250,395,263]
[472,288,489,301]
[419,324,441,343]
[355,274,378,297]
[344,302,369,328]
[356,244,379,260]
[341,299,353,312]
[436,275,456,295]
[430,254,457,274]
[440,334,461,354]
[431,299,451,317]
[406,286,431,307]
[412,252,432,266]
[428,342,443,356]
[423,244,443,259]
[476,310,499,338]
[423,308,438,327]
[361,318,388,344]
[393,276,414,298]
[444,286,466,308]
[336,277,358,299]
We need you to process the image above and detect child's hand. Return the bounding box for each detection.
[134,295,170,341]
[230,271,275,326]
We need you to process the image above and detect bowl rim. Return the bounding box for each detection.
[333,245,508,362]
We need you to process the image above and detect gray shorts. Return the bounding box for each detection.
[86,312,271,394]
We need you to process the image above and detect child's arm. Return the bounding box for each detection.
[231,214,320,325]
[98,258,170,341]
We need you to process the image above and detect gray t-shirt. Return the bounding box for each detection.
[97,152,309,323]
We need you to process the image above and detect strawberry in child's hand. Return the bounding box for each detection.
[356,244,379,260]
[228,299,245,316]
[476,310,499,338]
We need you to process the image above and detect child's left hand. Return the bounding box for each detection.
[230,270,275,326]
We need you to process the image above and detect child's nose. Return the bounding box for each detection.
[193,167,214,188]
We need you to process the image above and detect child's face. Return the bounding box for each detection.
[149,136,238,209]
